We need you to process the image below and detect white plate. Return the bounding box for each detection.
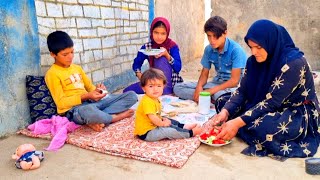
[199,137,232,147]
[138,49,165,56]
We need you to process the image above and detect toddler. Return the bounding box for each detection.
[134,68,202,141]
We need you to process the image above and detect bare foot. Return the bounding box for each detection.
[192,124,203,136]
[183,123,198,130]
[111,109,135,123]
[87,123,105,132]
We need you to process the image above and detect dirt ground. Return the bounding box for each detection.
[1,60,320,180]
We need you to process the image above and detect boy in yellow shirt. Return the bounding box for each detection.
[135,68,202,141]
[45,31,137,131]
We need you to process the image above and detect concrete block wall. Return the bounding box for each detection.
[0,0,40,136]
[35,0,149,92]
[211,0,320,70]
[155,0,205,64]
[155,1,319,72]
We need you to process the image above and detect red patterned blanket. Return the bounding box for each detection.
[18,116,201,168]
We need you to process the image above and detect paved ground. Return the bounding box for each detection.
[1,60,319,180]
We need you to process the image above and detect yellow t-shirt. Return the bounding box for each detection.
[45,64,96,114]
[134,95,162,136]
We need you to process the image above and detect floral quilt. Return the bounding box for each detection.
[18,116,201,168]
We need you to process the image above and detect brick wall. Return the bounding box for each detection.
[35,0,149,91]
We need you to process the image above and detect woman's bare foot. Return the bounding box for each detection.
[87,123,105,132]
[111,109,135,123]
[192,124,203,136]
[183,123,198,130]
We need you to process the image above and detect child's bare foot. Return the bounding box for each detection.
[192,124,203,136]
[87,123,105,132]
[111,109,135,123]
[183,123,198,130]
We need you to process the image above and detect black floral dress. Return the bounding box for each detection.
[216,57,320,159]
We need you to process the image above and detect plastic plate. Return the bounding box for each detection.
[138,49,165,56]
[199,136,232,147]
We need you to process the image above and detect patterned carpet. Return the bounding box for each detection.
[18,116,202,168]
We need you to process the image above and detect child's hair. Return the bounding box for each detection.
[140,68,167,87]
[204,16,227,38]
[47,31,74,55]
[152,21,166,31]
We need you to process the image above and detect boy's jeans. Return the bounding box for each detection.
[173,81,237,101]
[67,91,137,125]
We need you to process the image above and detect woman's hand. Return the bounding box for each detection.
[210,109,229,126]
[202,109,228,134]
[216,117,246,140]
[154,47,170,60]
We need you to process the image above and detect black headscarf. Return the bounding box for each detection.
[243,19,304,109]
